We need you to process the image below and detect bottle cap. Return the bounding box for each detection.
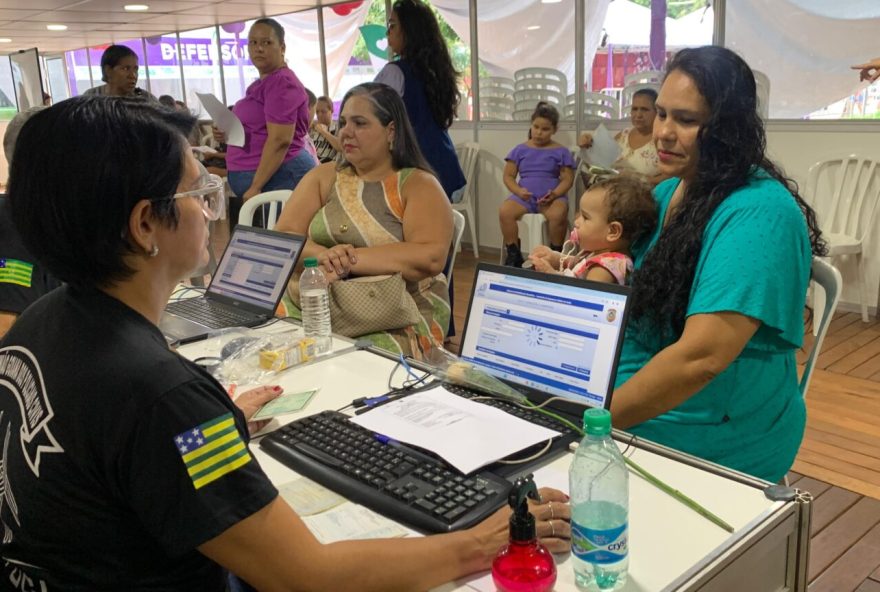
[583,408,612,436]
[304,257,318,268]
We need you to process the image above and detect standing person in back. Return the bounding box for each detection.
[218,18,315,227]
[374,0,465,203]
[498,102,575,268]
[84,45,158,102]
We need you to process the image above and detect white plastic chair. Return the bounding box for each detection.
[623,70,664,86]
[801,257,842,397]
[448,210,466,277]
[237,189,292,230]
[514,68,567,94]
[564,92,620,120]
[499,214,549,264]
[453,142,480,257]
[753,70,770,119]
[621,82,661,113]
[513,89,566,113]
[806,155,880,322]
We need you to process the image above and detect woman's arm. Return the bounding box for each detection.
[314,123,342,153]
[275,162,336,267]
[242,121,296,201]
[200,487,570,592]
[317,171,453,282]
[610,312,760,428]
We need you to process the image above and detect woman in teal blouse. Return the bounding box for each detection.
[610,47,826,482]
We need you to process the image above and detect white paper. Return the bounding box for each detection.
[350,386,560,474]
[302,503,408,543]
[278,477,346,516]
[196,92,245,147]
[584,123,621,169]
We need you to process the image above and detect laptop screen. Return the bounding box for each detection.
[207,226,304,310]
[458,264,631,410]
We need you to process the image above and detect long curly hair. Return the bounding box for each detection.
[393,0,460,129]
[630,46,825,339]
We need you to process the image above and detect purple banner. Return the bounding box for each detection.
[69,37,252,70]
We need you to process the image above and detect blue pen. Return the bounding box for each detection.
[374,433,400,446]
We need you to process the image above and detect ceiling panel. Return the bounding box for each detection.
[0,0,330,55]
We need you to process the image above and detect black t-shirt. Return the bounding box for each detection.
[0,285,278,590]
[0,197,60,315]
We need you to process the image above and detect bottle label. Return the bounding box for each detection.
[571,522,627,564]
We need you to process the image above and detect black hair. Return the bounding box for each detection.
[252,17,285,44]
[589,176,657,244]
[100,44,138,82]
[630,46,825,339]
[8,95,198,288]
[305,88,317,107]
[527,101,559,139]
[392,0,460,129]
[337,82,434,174]
[158,94,176,109]
[632,88,658,104]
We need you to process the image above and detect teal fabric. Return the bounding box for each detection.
[614,173,812,482]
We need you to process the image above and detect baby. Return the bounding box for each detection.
[529,176,657,285]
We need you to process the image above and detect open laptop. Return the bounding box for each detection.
[453,263,632,474]
[160,225,305,345]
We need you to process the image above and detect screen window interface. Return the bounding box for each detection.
[460,270,627,407]
[210,230,300,308]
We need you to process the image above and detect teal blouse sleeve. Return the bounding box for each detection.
[686,175,812,349]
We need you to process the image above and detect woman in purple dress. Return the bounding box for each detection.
[498,102,575,267]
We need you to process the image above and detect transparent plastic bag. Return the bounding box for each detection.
[198,326,316,387]
[421,346,528,404]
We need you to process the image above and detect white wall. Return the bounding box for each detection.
[451,120,880,314]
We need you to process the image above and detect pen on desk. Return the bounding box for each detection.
[374,433,400,446]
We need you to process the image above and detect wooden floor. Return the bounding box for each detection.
[449,249,880,592]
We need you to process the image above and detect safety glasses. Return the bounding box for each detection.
[168,173,225,221]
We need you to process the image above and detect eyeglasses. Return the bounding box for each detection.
[157,173,225,221]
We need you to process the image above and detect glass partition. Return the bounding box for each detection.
[178,26,224,117]
[144,35,183,100]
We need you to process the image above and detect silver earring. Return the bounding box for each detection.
[149,245,159,257]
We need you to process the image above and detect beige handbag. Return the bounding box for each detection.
[289,273,421,338]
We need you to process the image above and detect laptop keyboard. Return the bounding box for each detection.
[260,410,512,533]
[167,298,256,328]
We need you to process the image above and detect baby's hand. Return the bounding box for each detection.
[530,245,554,260]
[577,132,594,149]
[530,256,556,273]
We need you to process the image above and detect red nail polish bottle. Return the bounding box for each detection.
[492,474,557,592]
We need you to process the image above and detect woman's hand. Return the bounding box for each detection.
[242,186,262,201]
[577,132,594,149]
[317,244,358,278]
[212,125,227,144]
[852,58,880,83]
[233,385,283,434]
[468,487,571,565]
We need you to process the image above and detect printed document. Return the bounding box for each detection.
[196,92,245,147]
[351,386,559,474]
[584,123,621,169]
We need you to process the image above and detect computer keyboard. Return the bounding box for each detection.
[167,298,254,328]
[443,383,580,436]
[260,410,512,533]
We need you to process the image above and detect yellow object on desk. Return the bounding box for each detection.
[259,337,317,371]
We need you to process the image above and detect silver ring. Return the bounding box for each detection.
[549,502,555,520]
[550,519,556,537]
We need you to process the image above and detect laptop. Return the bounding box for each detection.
[160,225,305,345]
[453,263,632,475]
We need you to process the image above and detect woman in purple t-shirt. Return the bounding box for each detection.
[219,18,315,227]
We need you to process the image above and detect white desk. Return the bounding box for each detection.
[177,339,812,592]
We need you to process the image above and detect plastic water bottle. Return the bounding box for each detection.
[299,257,332,355]
[569,408,629,591]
